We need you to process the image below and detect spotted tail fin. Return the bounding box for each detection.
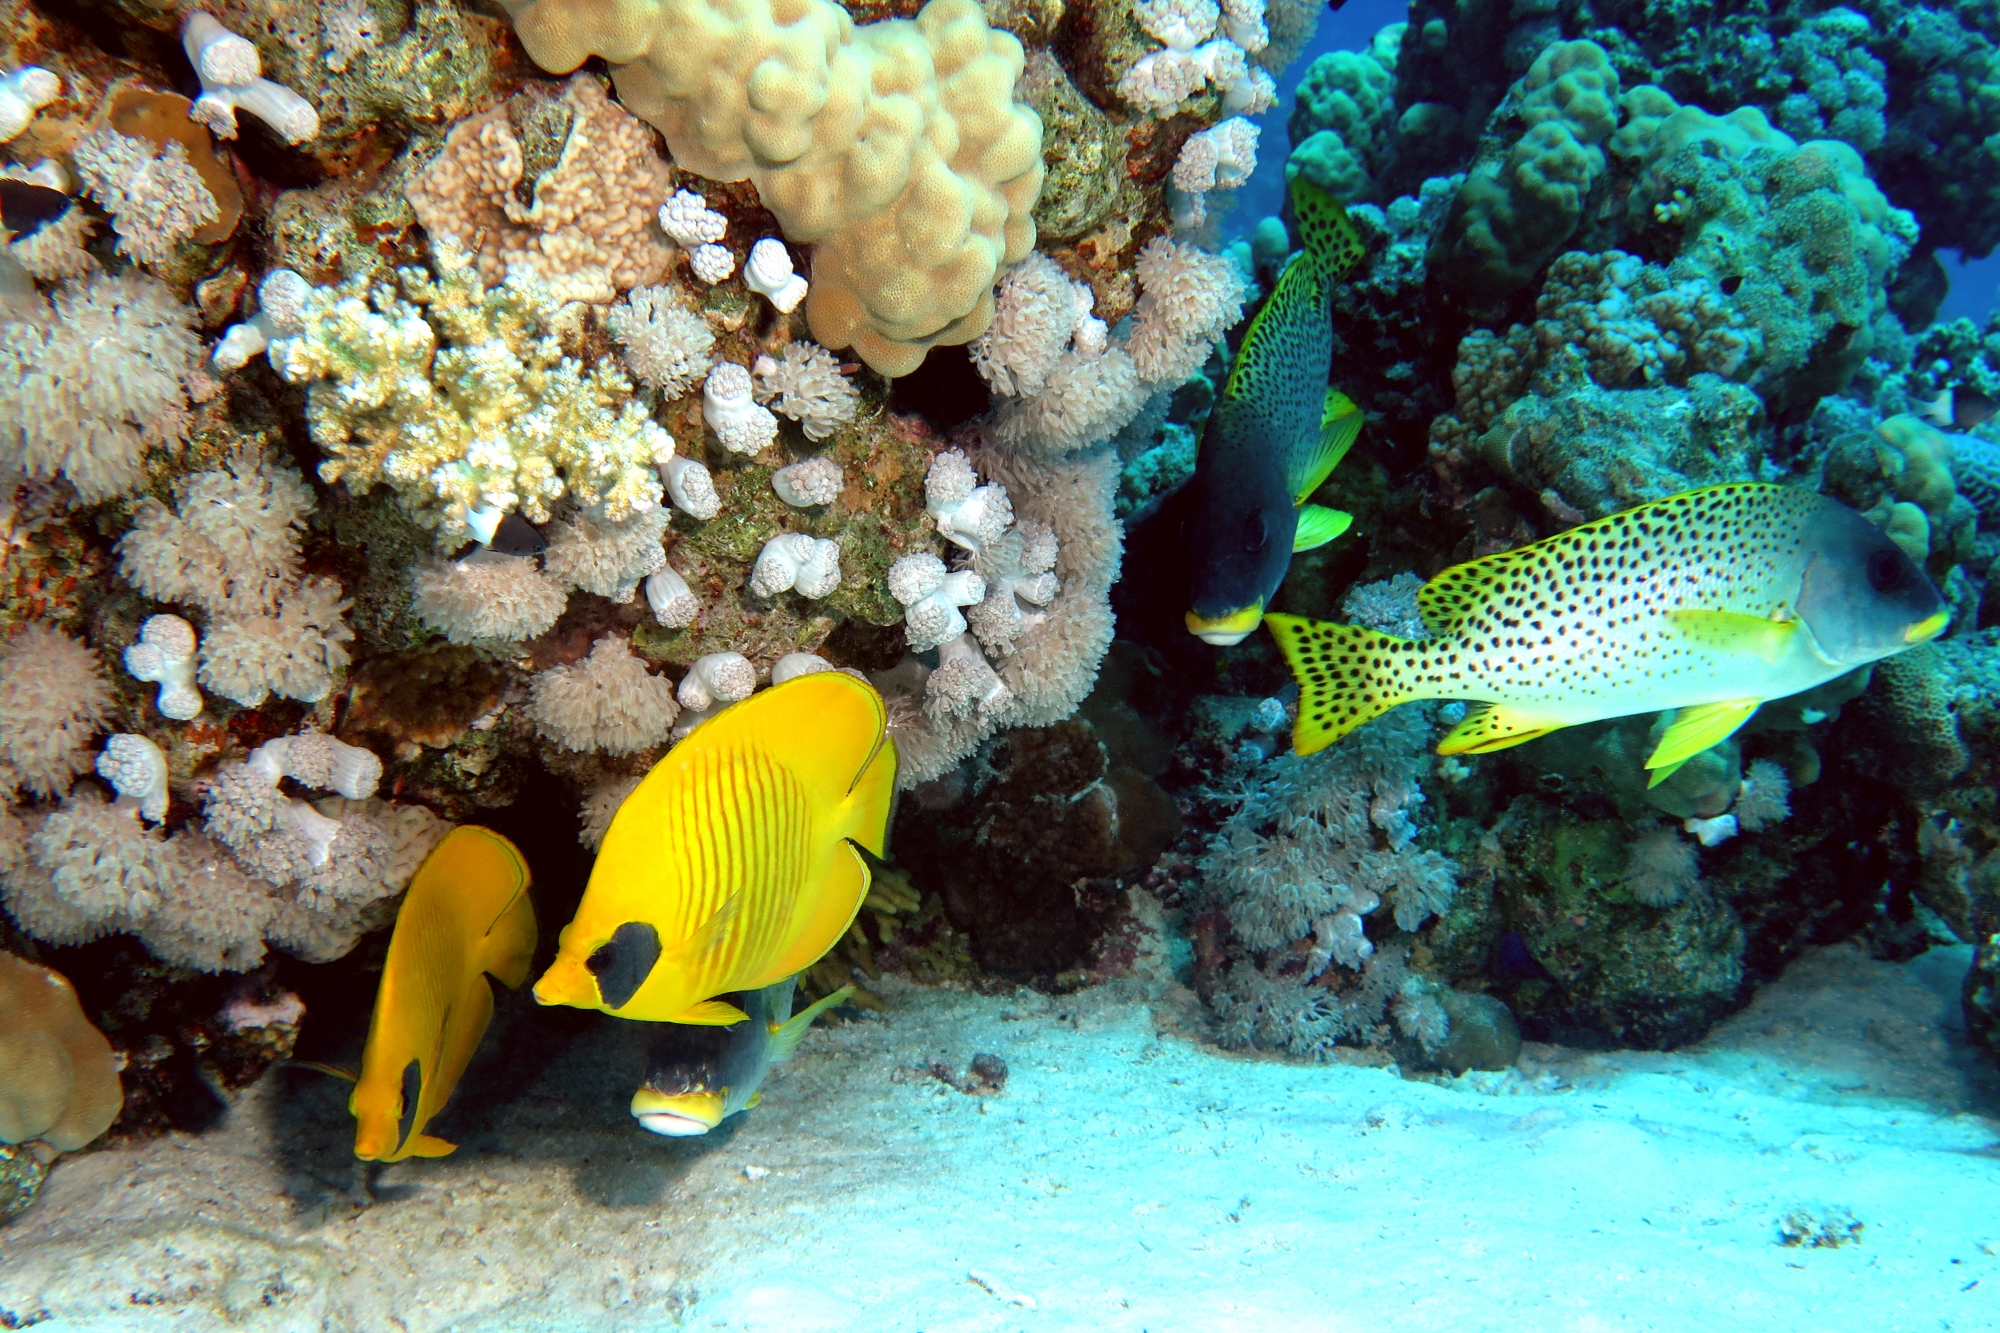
[1289,175,1366,280]
[1265,614,1424,756]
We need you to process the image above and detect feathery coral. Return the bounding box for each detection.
[69,128,220,268]
[752,342,859,442]
[412,553,567,644]
[0,628,114,802]
[606,285,714,398]
[529,634,678,754]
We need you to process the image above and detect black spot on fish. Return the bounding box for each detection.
[489,512,547,556]
[590,920,661,1010]
[1,179,70,240]
[396,1057,423,1152]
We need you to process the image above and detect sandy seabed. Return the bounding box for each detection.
[2,939,1996,1332]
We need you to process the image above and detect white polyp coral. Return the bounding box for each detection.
[124,614,203,721]
[1734,758,1792,833]
[1127,236,1249,387]
[543,505,669,602]
[750,533,842,599]
[1683,813,1739,847]
[183,11,321,144]
[770,456,845,507]
[658,189,728,248]
[689,244,735,284]
[645,564,699,628]
[606,286,714,398]
[1219,0,1268,53]
[1117,49,1205,115]
[97,734,171,824]
[212,269,312,373]
[412,549,567,645]
[0,67,59,143]
[0,625,115,801]
[965,519,1061,654]
[252,733,383,801]
[969,252,1097,398]
[752,342,860,441]
[924,632,1013,721]
[1135,0,1218,51]
[1172,117,1260,225]
[529,634,678,754]
[659,453,720,520]
[676,651,757,712]
[924,449,1015,554]
[703,362,779,455]
[771,652,834,684]
[1196,40,1276,115]
[69,128,220,269]
[887,551,986,653]
[745,239,809,313]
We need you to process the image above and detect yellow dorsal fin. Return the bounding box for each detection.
[767,983,855,1065]
[670,998,752,1026]
[1437,703,1567,755]
[1265,614,1424,756]
[732,672,892,812]
[1644,700,1762,786]
[1664,609,1799,663]
[1288,389,1363,503]
[1293,503,1352,552]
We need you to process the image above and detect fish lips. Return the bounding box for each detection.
[1185,601,1265,646]
[632,1089,726,1136]
[1904,609,1950,644]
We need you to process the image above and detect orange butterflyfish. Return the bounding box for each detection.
[350,825,537,1162]
[532,670,897,1026]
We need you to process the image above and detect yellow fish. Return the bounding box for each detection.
[1268,484,1948,782]
[533,670,897,1025]
[351,826,537,1161]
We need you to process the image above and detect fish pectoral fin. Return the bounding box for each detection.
[766,984,856,1065]
[1287,389,1363,503]
[479,879,539,992]
[1644,700,1762,786]
[1664,609,1799,663]
[745,1090,762,1109]
[404,1134,457,1158]
[1437,704,1566,755]
[672,998,753,1026]
[673,890,745,968]
[1292,503,1353,552]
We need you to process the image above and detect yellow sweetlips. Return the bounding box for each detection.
[351,826,537,1162]
[534,670,898,1025]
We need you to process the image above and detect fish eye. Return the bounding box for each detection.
[1866,548,1905,593]
[587,941,618,975]
[1243,511,1268,553]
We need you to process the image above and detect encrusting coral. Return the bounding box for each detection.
[497,0,1045,376]
[404,73,675,304]
[0,952,121,1153]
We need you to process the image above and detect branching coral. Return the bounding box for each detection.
[0,272,200,503]
[606,284,713,398]
[753,342,860,443]
[267,253,672,543]
[497,0,1044,376]
[405,73,675,304]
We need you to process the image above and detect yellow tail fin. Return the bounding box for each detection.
[1264,614,1422,756]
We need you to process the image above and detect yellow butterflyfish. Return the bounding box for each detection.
[351,825,537,1162]
[533,670,897,1025]
[1267,484,1948,784]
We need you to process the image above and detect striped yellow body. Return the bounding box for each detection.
[535,671,897,1024]
[351,826,536,1162]
[1268,484,1947,772]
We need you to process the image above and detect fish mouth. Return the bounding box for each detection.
[1186,602,1264,646]
[1904,610,1949,643]
[632,1089,725,1136]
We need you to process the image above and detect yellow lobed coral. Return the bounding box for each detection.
[269,253,672,543]
[496,0,1044,377]
[405,73,677,305]
[0,952,122,1152]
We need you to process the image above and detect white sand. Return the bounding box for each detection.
[3,941,1996,1332]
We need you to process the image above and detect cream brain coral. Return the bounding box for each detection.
[496,0,1045,377]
